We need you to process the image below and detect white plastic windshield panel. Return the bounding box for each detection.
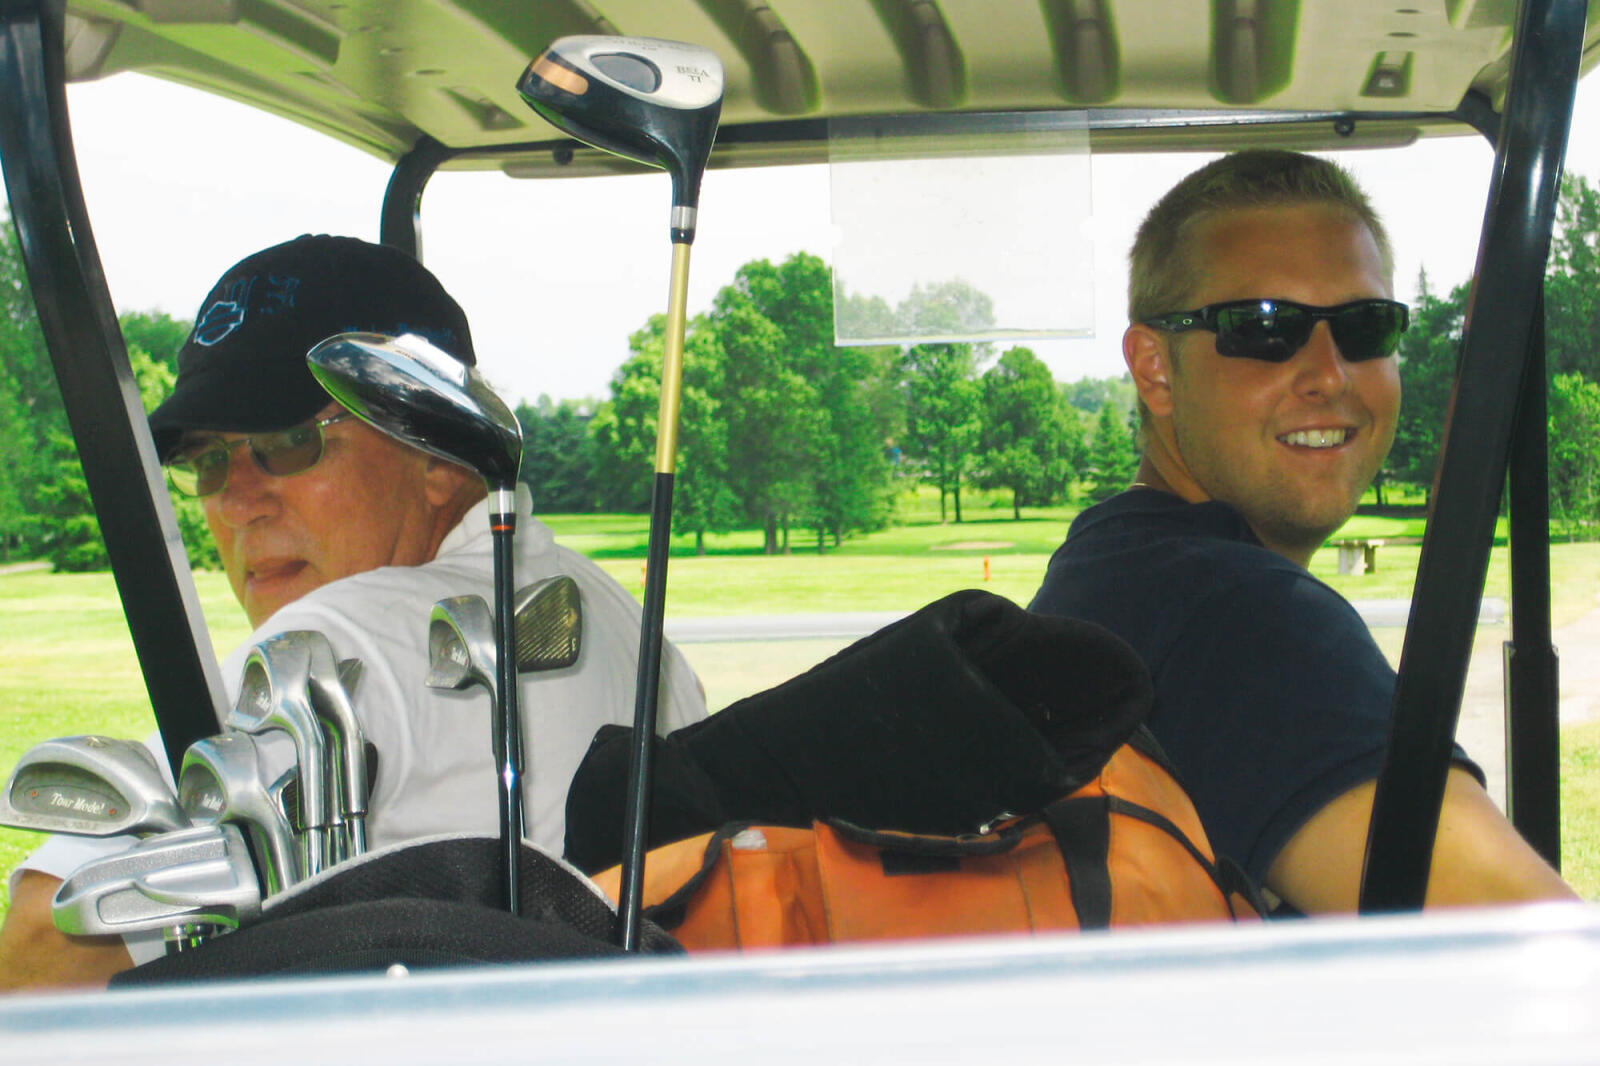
[828,111,1094,347]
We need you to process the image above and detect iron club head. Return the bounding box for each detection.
[53,822,263,939]
[179,733,302,895]
[513,575,583,672]
[0,736,188,837]
[227,635,335,875]
[426,594,499,694]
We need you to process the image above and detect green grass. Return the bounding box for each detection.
[3,506,1598,923]
[1563,720,1600,900]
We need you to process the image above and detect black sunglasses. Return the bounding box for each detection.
[1142,298,1410,363]
[166,413,354,498]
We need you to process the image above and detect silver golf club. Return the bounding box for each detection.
[424,579,584,848]
[425,594,513,838]
[54,823,262,948]
[309,331,526,914]
[518,34,724,950]
[179,733,302,895]
[227,635,335,877]
[296,633,371,859]
[0,736,188,838]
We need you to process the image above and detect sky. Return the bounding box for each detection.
[37,72,1600,409]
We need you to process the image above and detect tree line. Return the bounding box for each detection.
[1389,174,1600,538]
[519,252,1139,554]
[7,171,1600,570]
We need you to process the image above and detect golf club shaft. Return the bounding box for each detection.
[617,238,693,951]
[492,501,524,915]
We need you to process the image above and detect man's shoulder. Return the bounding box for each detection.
[1034,490,1355,646]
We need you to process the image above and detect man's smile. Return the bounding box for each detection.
[1276,427,1354,449]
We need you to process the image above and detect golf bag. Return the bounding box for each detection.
[110,834,680,986]
[566,589,1263,948]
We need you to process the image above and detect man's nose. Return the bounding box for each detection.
[211,449,282,526]
[1292,321,1351,398]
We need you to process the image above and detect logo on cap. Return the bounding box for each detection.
[192,274,301,347]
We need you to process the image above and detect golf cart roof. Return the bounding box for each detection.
[58,0,1600,175]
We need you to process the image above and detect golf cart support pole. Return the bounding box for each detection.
[1450,87,1564,872]
[616,239,692,952]
[0,0,228,775]
[1505,307,1560,866]
[1359,0,1583,913]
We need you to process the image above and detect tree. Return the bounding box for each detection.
[1389,268,1467,499]
[901,342,981,522]
[1084,400,1139,502]
[975,347,1082,518]
[894,277,997,338]
[517,395,599,513]
[1062,374,1136,417]
[1549,372,1600,537]
[119,309,191,373]
[1546,173,1600,384]
[588,314,740,551]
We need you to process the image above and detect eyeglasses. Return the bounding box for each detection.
[1142,298,1410,363]
[166,413,354,498]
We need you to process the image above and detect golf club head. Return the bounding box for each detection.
[179,733,302,894]
[307,332,522,493]
[0,736,187,837]
[227,635,334,872]
[513,575,583,672]
[294,634,371,857]
[517,35,723,230]
[426,594,499,693]
[53,823,262,938]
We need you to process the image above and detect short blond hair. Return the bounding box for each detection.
[1128,150,1394,323]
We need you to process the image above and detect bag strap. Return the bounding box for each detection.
[642,822,759,930]
[1102,796,1269,919]
[1041,797,1114,929]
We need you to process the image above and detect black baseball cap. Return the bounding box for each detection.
[148,235,476,460]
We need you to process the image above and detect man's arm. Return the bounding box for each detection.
[0,871,133,993]
[1267,767,1578,914]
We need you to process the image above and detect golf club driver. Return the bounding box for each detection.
[227,635,336,877]
[53,822,262,948]
[308,332,525,913]
[179,733,302,895]
[423,578,584,838]
[0,736,188,838]
[518,34,723,950]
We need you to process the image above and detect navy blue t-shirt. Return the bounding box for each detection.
[1029,488,1478,884]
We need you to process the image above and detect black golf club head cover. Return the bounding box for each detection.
[566,589,1153,873]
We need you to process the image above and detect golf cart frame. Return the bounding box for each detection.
[1,0,1598,1050]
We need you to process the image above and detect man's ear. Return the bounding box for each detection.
[1124,324,1175,419]
[423,455,481,509]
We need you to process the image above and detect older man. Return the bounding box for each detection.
[0,235,705,989]
[1030,150,1573,914]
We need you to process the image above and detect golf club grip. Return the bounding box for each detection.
[493,523,523,916]
[617,471,675,950]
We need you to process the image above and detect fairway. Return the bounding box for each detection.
[3,511,1599,928]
